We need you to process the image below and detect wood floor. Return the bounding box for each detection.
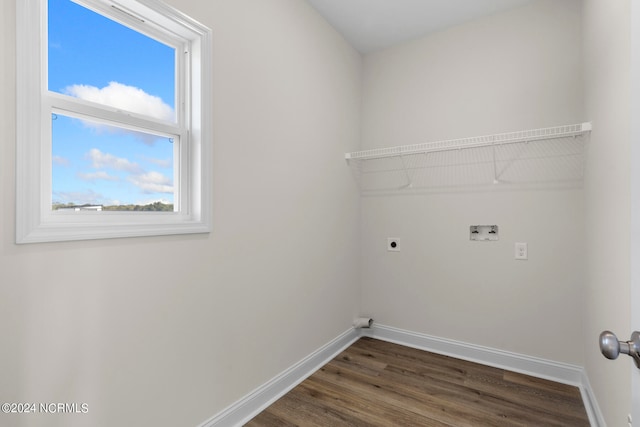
[245,337,589,426]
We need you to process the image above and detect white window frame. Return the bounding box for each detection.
[16,0,212,243]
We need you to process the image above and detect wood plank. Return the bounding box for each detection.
[314,358,508,427]
[245,337,589,426]
[300,377,449,427]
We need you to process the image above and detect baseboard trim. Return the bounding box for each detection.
[361,324,583,384]
[198,327,360,427]
[579,370,606,427]
[197,324,604,427]
[361,323,604,427]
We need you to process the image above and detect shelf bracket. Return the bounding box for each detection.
[492,143,499,184]
[399,155,413,189]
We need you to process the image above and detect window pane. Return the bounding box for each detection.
[48,0,176,122]
[52,113,175,212]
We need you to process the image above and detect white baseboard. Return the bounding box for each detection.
[197,323,604,427]
[361,324,583,384]
[361,323,604,427]
[579,370,606,427]
[197,327,360,427]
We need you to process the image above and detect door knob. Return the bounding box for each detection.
[599,330,640,369]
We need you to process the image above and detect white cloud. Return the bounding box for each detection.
[129,171,174,194]
[77,171,120,182]
[52,155,70,167]
[136,198,173,206]
[86,149,143,174]
[53,189,103,205]
[65,81,174,122]
[143,156,172,169]
[80,149,173,197]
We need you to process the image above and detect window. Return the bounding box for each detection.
[16,0,212,243]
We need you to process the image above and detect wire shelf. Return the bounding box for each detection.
[346,123,591,161]
[346,123,591,192]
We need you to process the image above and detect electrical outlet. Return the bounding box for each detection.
[515,242,528,260]
[387,238,400,252]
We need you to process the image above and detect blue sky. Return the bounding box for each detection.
[49,0,176,207]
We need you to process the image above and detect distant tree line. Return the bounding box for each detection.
[52,202,174,211]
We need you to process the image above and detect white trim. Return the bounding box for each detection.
[15,0,212,244]
[361,324,603,426]
[580,369,606,427]
[197,328,360,427]
[362,324,583,384]
[195,324,604,427]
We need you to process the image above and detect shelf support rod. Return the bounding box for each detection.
[492,143,499,184]
[399,155,413,188]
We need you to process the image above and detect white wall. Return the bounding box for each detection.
[0,1,362,426]
[583,0,632,425]
[360,0,586,364]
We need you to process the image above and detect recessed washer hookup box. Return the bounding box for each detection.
[470,225,498,241]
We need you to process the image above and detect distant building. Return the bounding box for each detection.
[57,205,103,212]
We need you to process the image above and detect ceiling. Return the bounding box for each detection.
[306,0,533,54]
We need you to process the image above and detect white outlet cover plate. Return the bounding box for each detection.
[515,242,528,260]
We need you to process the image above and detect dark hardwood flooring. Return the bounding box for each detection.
[245,337,589,426]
